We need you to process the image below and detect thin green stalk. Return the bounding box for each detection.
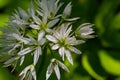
[48,44,55,58]
[37,44,47,79]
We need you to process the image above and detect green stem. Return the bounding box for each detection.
[57,18,64,27]
[37,44,47,79]
[48,44,55,58]
[70,31,75,37]
[36,42,55,79]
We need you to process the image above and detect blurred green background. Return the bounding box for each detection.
[0,0,120,80]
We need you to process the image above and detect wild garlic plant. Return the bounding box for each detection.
[0,0,94,80]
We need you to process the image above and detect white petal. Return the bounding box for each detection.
[39,38,46,45]
[19,65,31,79]
[66,37,85,46]
[36,10,43,16]
[4,57,19,66]
[48,0,55,13]
[79,23,95,38]
[54,31,61,39]
[48,19,59,28]
[55,0,60,8]
[12,33,20,40]
[46,28,52,33]
[52,44,59,50]
[54,15,62,19]
[21,38,31,44]
[8,43,20,53]
[18,7,29,21]
[31,68,36,80]
[57,60,69,72]
[54,64,60,80]
[43,12,48,24]
[69,47,81,55]
[65,25,72,37]
[81,34,95,38]
[79,23,94,28]
[80,26,94,35]
[29,2,35,17]
[81,31,94,36]
[18,47,34,55]
[65,50,73,65]
[27,35,37,45]
[65,37,76,45]
[67,39,85,45]
[63,2,72,17]
[55,2,63,15]
[12,20,27,25]
[11,61,17,72]
[20,56,25,66]
[77,40,85,44]
[46,63,54,80]
[65,17,80,21]
[46,35,58,43]
[12,33,30,44]
[51,58,56,63]
[60,24,65,36]
[34,46,42,65]
[33,16,42,25]
[38,31,45,41]
[28,74,32,80]
[58,47,65,61]
[30,24,39,29]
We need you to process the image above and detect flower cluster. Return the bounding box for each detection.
[0,0,94,80]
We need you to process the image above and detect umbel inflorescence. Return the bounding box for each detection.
[0,0,94,80]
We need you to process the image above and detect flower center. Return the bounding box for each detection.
[40,24,47,31]
[59,37,66,46]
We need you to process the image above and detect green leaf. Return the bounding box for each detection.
[0,14,9,26]
[95,0,120,47]
[0,31,2,35]
[0,65,16,80]
[0,0,11,8]
[111,13,120,30]
[99,50,120,75]
[115,76,120,80]
[82,54,105,80]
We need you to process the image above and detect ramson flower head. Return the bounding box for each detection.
[19,64,36,80]
[75,23,95,38]
[46,23,85,65]
[0,0,95,80]
[46,58,69,80]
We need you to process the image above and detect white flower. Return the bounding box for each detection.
[46,58,69,80]
[18,31,46,65]
[3,56,19,67]
[19,64,36,80]
[62,2,80,21]
[29,0,60,34]
[76,23,95,38]
[46,23,84,65]
[30,31,46,65]
[29,17,59,33]
[10,7,29,29]
[36,0,63,19]
[29,8,59,34]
